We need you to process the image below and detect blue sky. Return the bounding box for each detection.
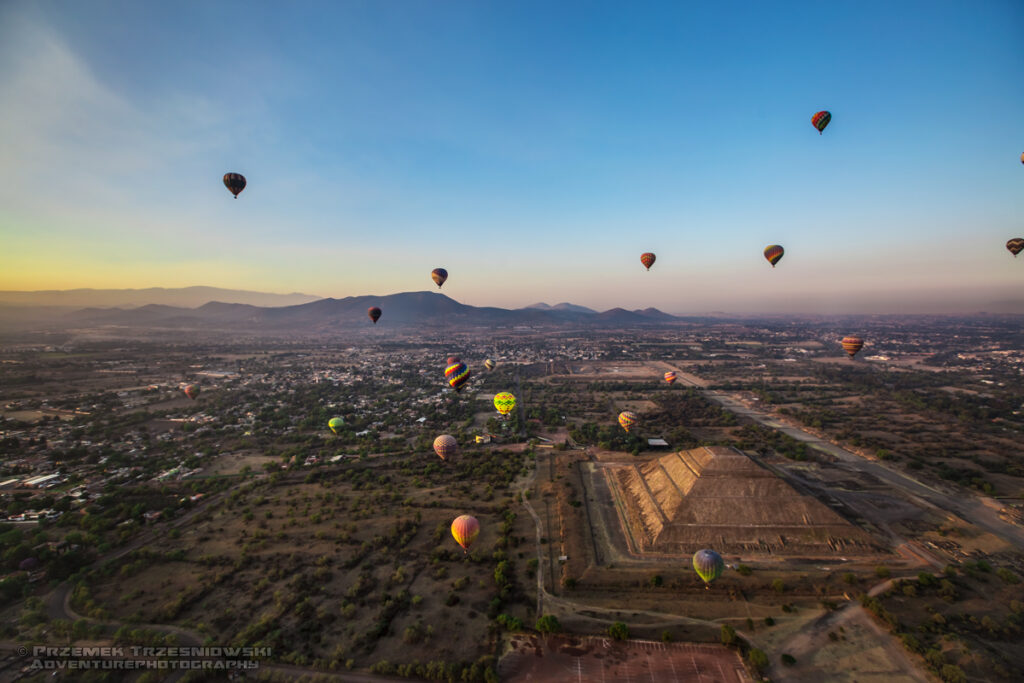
[1,0,1022,313]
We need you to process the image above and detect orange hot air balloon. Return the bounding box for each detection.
[223,172,246,198]
[446,356,461,365]
[431,268,448,288]
[640,252,656,270]
[664,371,677,384]
[433,434,457,461]
[763,245,784,267]
[451,514,480,553]
[812,110,831,134]
[841,336,864,359]
[368,307,382,324]
[183,384,200,400]
[618,411,638,432]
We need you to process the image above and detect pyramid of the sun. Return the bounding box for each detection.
[611,446,875,556]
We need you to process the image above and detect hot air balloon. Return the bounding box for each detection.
[433,434,457,461]
[763,245,784,267]
[812,110,831,134]
[328,417,344,434]
[1020,152,1024,165]
[494,392,516,416]
[445,361,471,391]
[841,336,864,359]
[223,172,246,198]
[1007,238,1024,257]
[451,514,480,553]
[431,268,448,288]
[446,356,461,365]
[183,384,200,400]
[664,371,677,385]
[618,411,638,432]
[484,359,496,371]
[368,307,382,324]
[692,548,724,586]
[640,252,656,271]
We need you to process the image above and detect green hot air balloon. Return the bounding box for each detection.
[693,548,724,586]
[328,417,344,434]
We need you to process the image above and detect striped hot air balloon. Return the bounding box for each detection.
[223,172,246,198]
[1007,238,1024,257]
[841,336,864,359]
[640,252,656,270]
[494,392,516,416]
[433,434,457,461]
[811,110,831,134]
[693,548,724,586]
[328,417,344,434]
[451,514,480,553]
[484,359,496,371]
[618,411,638,432]
[183,384,200,400]
[664,371,677,384]
[431,268,448,288]
[763,244,784,267]
[445,361,471,391]
[368,307,382,324]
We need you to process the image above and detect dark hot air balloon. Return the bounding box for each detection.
[640,252,656,270]
[763,245,784,267]
[368,307,382,324]
[431,268,448,288]
[223,173,246,198]
[1007,238,1024,257]
[693,548,724,586]
[811,111,831,134]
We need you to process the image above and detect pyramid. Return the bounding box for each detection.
[611,446,876,556]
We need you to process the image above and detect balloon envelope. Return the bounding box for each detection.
[431,268,448,288]
[433,434,457,460]
[841,336,864,358]
[451,514,480,552]
[445,362,471,391]
[693,548,724,584]
[763,245,784,267]
[328,417,344,434]
[664,371,677,384]
[484,359,496,371]
[184,384,200,400]
[368,307,382,324]
[223,172,246,198]
[1007,238,1024,257]
[812,110,831,134]
[640,252,656,270]
[618,411,638,432]
[494,392,516,415]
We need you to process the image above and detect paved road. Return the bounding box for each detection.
[696,387,1024,550]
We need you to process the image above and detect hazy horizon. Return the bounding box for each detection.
[2,1,1022,315]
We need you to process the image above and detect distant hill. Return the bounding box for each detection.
[525,302,598,314]
[0,286,322,309]
[6,291,683,333]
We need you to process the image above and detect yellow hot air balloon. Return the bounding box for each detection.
[494,392,516,416]
[451,514,480,553]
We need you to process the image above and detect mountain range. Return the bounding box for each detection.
[0,286,320,309]
[0,290,681,333]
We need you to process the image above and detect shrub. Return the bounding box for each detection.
[608,622,629,640]
[781,653,796,665]
[535,615,561,634]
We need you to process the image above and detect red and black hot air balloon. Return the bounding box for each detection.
[223,173,246,198]
[368,307,382,324]
[640,252,656,271]
[763,245,784,267]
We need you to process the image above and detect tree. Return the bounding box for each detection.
[720,624,737,646]
[608,622,629,641]
[536,614,561,634]
[747,649,769,675]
